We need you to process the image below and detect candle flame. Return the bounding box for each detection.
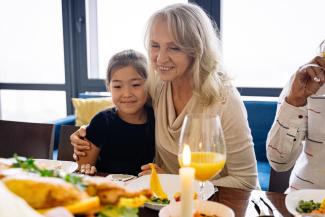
[182,144,191,166]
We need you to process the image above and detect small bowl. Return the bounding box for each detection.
[159,200,235,217]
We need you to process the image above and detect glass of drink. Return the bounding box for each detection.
[178,113,226,200]
[320,39,325,57]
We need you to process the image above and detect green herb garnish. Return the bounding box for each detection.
[12,155,38,172]
[11,154,83,187]
[150,196,170,204]
[65,173,82,185]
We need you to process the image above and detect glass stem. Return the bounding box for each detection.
[199,181,205,200]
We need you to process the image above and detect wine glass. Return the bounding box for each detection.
[178,113,226,200]
[320,39,325,57]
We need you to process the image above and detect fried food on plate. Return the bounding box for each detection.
[83,176,152,205]
[0,181,43,217]
[2,175,88,209]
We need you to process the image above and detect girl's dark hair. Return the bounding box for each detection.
[106,49,148,85]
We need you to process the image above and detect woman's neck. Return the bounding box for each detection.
[171,78,193,116]
[117,107,147,124]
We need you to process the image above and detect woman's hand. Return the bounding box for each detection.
[138,163,165,176]
[70,126,91,159]
[286,56,325,107]
[79,164,97,175]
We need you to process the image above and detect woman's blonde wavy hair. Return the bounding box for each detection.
[144,3,231,106]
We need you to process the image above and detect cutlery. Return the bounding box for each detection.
[251,199,274,216]
[260,197,274,215]
[107,174,137,182]
[251,199,261,215]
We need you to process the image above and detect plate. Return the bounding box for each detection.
[285,189,325,215]
[145,201,167,211]
[159,200,235,217]
[126,174,215,211]
[34,159,78,174]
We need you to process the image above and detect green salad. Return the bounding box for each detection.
[296,200,321,213]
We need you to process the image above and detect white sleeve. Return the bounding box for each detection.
[266,80,307,172]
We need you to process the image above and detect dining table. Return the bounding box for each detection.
[137,186,293,217]
[95,172,294,217]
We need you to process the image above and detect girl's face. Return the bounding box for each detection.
[149,18,193,83]
[109,65,148,117]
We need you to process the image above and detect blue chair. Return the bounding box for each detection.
[244,100,277,190]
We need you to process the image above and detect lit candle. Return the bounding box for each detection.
[179,145,195,217]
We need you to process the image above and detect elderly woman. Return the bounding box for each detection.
[71,3,258,190]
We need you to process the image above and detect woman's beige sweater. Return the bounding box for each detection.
[152,81,259,190]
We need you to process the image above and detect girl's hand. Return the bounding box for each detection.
[70,125,91,158]
[138,163,165,176]
[79,164,97,175]
[286,56,325,107]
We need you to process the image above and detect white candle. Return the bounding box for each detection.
[180,145,195,217]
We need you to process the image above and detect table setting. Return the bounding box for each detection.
[2,114,325,217]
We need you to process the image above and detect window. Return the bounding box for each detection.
[0,0,65,84]
[0,0,67,121]
[222,0,325,88]
[86,0,187,79]
[0,90,66,122]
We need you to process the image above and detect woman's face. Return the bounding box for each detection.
[149,18,193,82]
[109,65,148,117]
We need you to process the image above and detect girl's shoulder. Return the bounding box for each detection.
[89,107,118,125]
[95,107,117,118]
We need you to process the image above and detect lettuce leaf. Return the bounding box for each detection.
[98,206,139,217]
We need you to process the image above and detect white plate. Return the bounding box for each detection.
[126,174,215,211]
[285,189,325,215]
[34,159,78,174]
[159,200,235,217]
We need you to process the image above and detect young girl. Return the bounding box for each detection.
[77,49,155,176]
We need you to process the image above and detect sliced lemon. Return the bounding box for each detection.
[149,163,168,199]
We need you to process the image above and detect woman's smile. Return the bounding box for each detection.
[157,65,174,71]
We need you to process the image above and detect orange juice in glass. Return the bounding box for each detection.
[179,152,226,181]
[191,152,226,181]
[178,114,226,200]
